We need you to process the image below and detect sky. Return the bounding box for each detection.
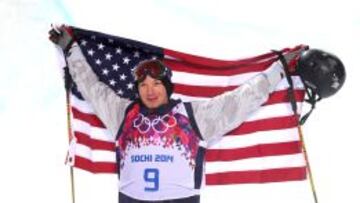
[0,0,359,203]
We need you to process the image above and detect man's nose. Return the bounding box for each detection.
[147,86,155,94]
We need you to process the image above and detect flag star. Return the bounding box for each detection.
[109,79,117,86]
[119,73,127,81]
[98,43,105,50]
[91,35,96,40]
[112,63,120,71]
[105,53,113,60]
[80,40,87,46]
[116,47,122,54]
[123,57,131,64]
[87,49,95,56]
[127,83,134,90]
[108,38,114,43]
[134,51,140,58]
[117,89,124,96]
[102,68,109,75]
[95,59,102,65]
[151,55,158,60]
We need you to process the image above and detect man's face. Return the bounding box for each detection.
[138,75,169,109]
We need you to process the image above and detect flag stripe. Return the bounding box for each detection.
[265,90,304,105]
[174,83,304,100]
[76,143,116,162]
[211,127,301,149]
[75,131,115,151]
[228,115,299,135]
[205,167,307,185]
[164,58,276,75]
[172,71,257,87]
[205,153,305,174]
[163,46,303,68]
[72,119,113,142]
[172,73,303,89]
[205,141,302,161]
[72,107,105,128]
[74,156,116,173]
[70,94,95,114]
[171,76,304,101]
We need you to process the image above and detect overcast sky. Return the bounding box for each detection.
[0,0,359,203]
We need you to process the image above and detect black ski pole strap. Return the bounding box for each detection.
[63,65,73,91]
[299,88,320,125]
[272,50,298,120]
[62,48,74,92]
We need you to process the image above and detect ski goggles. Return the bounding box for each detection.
[134,60,172,82]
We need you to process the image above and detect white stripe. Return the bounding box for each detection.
[172,93,208,102]
[246,102,303,122]
[70,94,95,114]
[75,143,116,162]
[173,72,304,88]
[172,77,304,102]
[72,118,114,142]
[172,65,304,89]
[208,127,300,149]
[205,153,306,174]
[176,100,301,122]
[172,71,257,87]
[172,61,283,86]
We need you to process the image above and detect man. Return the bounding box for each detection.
[50,25,286,203]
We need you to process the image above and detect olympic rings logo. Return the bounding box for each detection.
[133,113,177,134]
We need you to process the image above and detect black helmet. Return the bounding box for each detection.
[297,49,346,99]
[295,49,346,125]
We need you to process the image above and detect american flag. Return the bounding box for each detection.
[65,26,308,186]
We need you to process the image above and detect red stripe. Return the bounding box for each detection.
[228,115,299,135]
[163,46,305,68]
[74,131,115,151]
[206,141,302,162]
[164,49,276,67]
[174,82,305,99]
[74,156,117,173]
[265,89,305,105]
[71,107,106,128]
[164,59,275,76]
[205,167,307,185]
[174,84,236,97]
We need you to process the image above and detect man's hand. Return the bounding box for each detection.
[48,24,74,53]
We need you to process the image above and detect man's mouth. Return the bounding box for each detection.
[146,97,158,102]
